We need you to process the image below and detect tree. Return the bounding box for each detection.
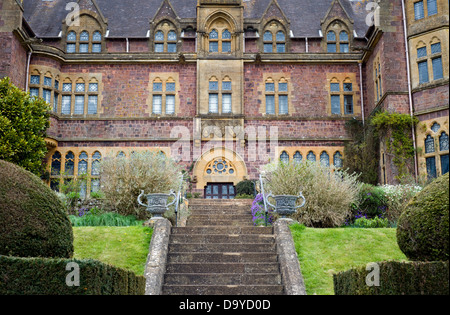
[0,77,50,175]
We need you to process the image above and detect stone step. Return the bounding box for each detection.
[167,252,279,263]
[168,243,276,253]
[188,214,252,221]
[166,262,280,274]
[170,234,275,244]
[190,208,251,215]
[171,226,273,235]
[162,284,284,295]
[186,219,254,226]
[188,199,253,205]
[164,273,282,285]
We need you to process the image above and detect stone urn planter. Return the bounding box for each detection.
[137,190,177,217]
[265,193,306,217]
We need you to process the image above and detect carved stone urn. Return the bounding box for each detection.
[266,193,306,217]
[137,190,177,217]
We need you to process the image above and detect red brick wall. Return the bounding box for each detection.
[49,119,194,140]
[0,32,27,89]
[363,1,409,118]
[244,119,349,140]
[243,62,361,118]
[53,61,197,118]
[413,84,449,114]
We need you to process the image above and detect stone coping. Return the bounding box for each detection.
[274,218,307,295]
[144,217,172,295]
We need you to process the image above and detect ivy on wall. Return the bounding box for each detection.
[371,111,419,182]
[344,111,419,184]
[343,118,380,185]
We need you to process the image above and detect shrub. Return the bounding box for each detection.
[69,212,143,227]
[0,160,74,258]
[334,260,449,295]
[354,184,388,219]
[236,180,255,197]
[262,160,361,228]
[351,216,390,228]
[397,173,449,261]
[380,184,422,222]
[0,77,50,175]
[99,151,183,219]
[0,256,145,295]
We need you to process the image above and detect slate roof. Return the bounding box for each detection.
[22,0,369,38]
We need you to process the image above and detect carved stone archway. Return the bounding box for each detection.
[192,147,248,190]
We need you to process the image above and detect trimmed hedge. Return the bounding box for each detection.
[333,260,449,295]
[0,160,73,258]
[397,173,449,261]
[0,255,145,295]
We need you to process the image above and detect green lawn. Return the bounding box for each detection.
[289,224,408,295]
[73,226,153,275]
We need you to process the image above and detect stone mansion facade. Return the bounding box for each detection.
[0,0,448,198]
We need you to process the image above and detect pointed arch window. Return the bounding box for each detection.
[425,135,435,153]
[91,151,102,193]
[50,151,62,191]
[307,151,316,162]
[424,122,449,179]
[320,152,330,167]
[51,151,62,176]
[293,151,302,164]
[91,151,102,176]
[280,151,289,164]
[439,132,449,151]
[65,151,75,176]
[334,151,343,168]
[78,152,88,175]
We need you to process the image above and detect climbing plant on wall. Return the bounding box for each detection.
[371,111,419,182]
[343,118,380,185]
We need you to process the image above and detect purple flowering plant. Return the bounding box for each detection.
[251,193,275,226]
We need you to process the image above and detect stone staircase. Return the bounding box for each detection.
[161,199,284,295]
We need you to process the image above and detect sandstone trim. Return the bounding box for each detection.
[274,218,307,295]
[144,218,172,295]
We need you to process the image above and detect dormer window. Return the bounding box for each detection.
[325,20,351,53]
[79,31,89,53]
[67,31,76,53]
[154,21,177,53]
[66,29,102,53]
[92,31,102,53]
[339,31,349,52]
[327,31,337,52]
[262,21,286,53]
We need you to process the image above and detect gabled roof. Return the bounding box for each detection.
[22,0,368,38]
